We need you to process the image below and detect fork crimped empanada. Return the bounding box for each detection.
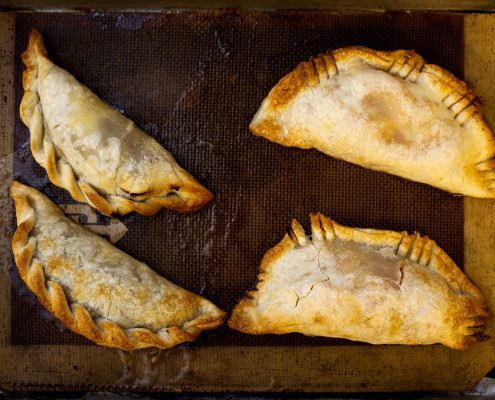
[251,47,495,197]
[229,214,490,349]
[20,29,213,216]
[11,181,226,350]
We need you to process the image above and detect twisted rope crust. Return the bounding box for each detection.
[250,47,495,197]
[229,213,491,350]
[20,29,213,217]
[10,181,226,350]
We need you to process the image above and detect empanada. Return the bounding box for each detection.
[20,30,213,216]
[229,214,490,349]
[10,181,226,350]
[251,47,495,197]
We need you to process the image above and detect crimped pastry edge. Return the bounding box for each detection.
[229,213,491,350]
[20,29,213,217]
[10,180,226,350]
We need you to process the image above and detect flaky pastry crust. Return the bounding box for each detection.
[229,214,491,350]
[20,29,213,216]
[251,47,495,197]
[11,181,226,350]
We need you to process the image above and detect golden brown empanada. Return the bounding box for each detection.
[251,47,495,197]
[11,181,226,350]
[229,214,490,349]
[20,30,213,216]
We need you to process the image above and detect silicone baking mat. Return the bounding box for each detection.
[11,10,464,346]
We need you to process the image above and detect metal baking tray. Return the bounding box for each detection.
[0,5,494,393]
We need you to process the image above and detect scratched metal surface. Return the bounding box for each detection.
[11,10,464,346]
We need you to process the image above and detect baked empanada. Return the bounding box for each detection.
[11,181,226,350]
[20,30,213,216]
[251,47,495,197]
[229,214,490,349]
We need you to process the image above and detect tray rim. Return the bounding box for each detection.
[0,0,494,12]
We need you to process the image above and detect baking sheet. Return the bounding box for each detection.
[3,10,494,393]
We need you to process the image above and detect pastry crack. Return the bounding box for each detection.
[398,264,405,287]
[293,245,330,309]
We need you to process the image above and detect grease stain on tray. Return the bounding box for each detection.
[117,347,191,387]
[115,14,150,31]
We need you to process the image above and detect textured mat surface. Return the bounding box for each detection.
[11,10,464,346]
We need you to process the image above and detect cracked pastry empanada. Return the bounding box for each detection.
[20,30,213,216]
[229,214,490,349]
[251,47,495,197]
[10,181,226,350]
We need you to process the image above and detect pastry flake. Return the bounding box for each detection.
[229,214,490,349]
[251,47,495,197]
[20,29,213,216]
[10,181,226,350]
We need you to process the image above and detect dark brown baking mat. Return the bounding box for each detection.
[11,10,464,347]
